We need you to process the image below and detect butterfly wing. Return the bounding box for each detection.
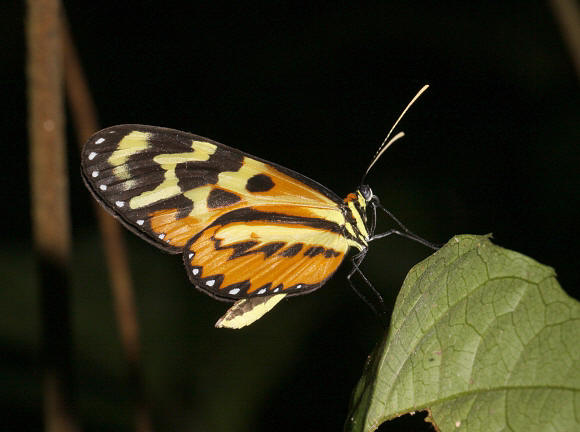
[184,212,349,300]
[215,294,288,329]
[81,124,345,252]
[82,124,352,305]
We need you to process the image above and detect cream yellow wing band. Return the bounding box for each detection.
[215,294,287,329]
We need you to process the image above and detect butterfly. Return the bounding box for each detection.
[81,85,432,329]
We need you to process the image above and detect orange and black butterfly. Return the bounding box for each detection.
[81,86,433,328]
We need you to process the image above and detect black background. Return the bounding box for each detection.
[3,1,579,431]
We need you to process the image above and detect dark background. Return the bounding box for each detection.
[3,1,578,431]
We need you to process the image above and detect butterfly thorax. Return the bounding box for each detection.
[341,188,370,251]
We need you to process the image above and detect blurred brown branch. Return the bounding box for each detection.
[549,0,580,80]
[26,0,79,431]
[62,14,153,432]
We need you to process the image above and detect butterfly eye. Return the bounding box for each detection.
[359,184,373,201]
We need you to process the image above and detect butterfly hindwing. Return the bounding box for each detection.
[183,211,349,300]
[215,294,288,329]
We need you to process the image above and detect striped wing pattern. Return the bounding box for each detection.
[81,124,351,301]
[185,216,348,299]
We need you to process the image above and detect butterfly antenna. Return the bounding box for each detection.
[361,84,429,184]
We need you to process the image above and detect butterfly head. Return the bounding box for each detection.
[355,184,375,229]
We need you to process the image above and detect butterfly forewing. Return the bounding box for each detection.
[82,124,353,302]
[82,125,226,252]
[82,125,343,251]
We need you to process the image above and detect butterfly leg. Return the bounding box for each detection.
[368,197,378,237]
[370,199,440,250]
[346,249,388,327]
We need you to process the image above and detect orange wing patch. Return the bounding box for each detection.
[148,209,202,247]
[184,220,348,299]
[147,192,246,248]
[245,162,334,204]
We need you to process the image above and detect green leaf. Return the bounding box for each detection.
[346,235,580,432]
